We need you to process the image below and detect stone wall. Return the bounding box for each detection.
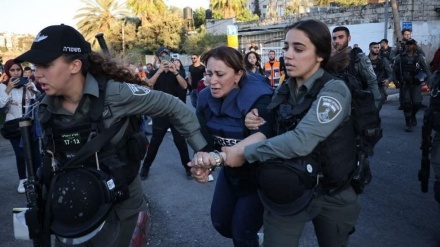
[237,0,440,62]
[238,0,440,29]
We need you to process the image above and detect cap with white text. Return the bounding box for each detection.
[15,24,91,65]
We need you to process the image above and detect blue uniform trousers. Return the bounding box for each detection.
[211,168,264,247]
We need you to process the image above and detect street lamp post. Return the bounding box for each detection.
[122,18,125,57]
[384,0,389,39]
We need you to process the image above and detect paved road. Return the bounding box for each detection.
[1,90,440,247]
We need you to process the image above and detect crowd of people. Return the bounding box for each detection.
[1,19,440,247]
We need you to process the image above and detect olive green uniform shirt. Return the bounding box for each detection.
[39,73,207,220]
[244,68,351,163]
[354,52,382,108]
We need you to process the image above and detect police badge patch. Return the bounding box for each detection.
[316,96,342,123]
[127,84,150,96]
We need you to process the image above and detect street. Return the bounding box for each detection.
[1,92,440,247]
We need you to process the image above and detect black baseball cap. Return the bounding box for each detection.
[155,46,170,57]
[406,39,417,45]
[15,24,91,65]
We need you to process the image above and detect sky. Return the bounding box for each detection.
[0,0,209,35]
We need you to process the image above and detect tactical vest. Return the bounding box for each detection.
[197,73,273,195]
[399,53,420,83]
[371,57,385,84]
[269,72,358,189]
[40,78,147,197]
[371,58,384,74]
[379,47,392,61]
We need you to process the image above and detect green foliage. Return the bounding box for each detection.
[182,28,226,55]
[335,0,368,7]
[74,0,130,49]
[210,0,247,18]
[315,0,367,6]
[236,9,259,22]
[135,11,184,54]
[193,8,206,29]
[16,35,34,52]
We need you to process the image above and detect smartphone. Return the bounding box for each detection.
[12,77,28,88]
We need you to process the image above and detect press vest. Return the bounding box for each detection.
[198,73,273,195]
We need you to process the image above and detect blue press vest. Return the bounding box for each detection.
[197,73,273,196]
[198,73,273,146]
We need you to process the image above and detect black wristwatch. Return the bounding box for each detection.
[174,73,179,77]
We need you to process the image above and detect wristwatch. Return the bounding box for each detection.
[174,73,179,76]
[210,151,224,167]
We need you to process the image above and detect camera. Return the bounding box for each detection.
[11,77,28,88]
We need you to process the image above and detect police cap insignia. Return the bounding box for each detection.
[316,96,342,123]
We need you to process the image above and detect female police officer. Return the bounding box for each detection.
[15,24,207,246]
[192,20,360,246]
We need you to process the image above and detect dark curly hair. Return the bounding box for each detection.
[244,51,265,75]
[62,52,145,86]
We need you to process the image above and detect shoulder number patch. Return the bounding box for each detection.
[316,96,342,124]
[127,84,150,96]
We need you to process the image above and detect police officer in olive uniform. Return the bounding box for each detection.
[393,39,431,132]
[426,66,440,204]
[369,42,394,111]
[15,24,207,246]
[220,20,361,247]
[332,26,382,109]
[379,38,395,63]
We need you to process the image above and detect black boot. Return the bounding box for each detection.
[140,165,151,180]
[434,181,440,204]
[405,117,412,132]
[411,114,417,126]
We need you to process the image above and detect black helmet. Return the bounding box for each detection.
[257,157,319,216]
[50,168,117,240]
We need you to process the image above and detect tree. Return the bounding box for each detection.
[253,0,261,17]
[182,28,226,55]
[315,0,332,6]
[126,0,167,25]
[193,8,206,29]
[211,0,247,19]
[74,0,130,48]
[135,11,184,54]
[236,9,259,22]
[334,0,367,7]
[390,0,402,41]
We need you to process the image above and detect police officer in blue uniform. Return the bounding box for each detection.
[15,24,207,246]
